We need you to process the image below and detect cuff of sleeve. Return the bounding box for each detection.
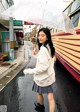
[23,68,35,74]
[23,69,29,75]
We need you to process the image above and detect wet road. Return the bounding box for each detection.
[55,60,80,112]
[0,41,80,112]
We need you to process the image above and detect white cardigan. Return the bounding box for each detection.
[23,45,56,87]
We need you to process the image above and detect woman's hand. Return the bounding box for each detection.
[23,69,32,74]
[32,48,38,55]
[23,69,29,75]
[54,55,57,62]
[32,49,37,55]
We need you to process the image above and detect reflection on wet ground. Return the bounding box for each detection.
[55,61,80,112]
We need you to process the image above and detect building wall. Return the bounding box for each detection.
[0,0,9,13]
[0,0,14,13]
[0,0,14,53]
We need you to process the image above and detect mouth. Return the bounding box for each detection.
[39,40,43,42]
[39,40,43,43]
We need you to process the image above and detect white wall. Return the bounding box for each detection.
[1,0,9,9]
[0,0,9,13]
[0,2,5,13]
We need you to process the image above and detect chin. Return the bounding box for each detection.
[39,41,43,44]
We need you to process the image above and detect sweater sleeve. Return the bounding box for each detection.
[23,46,52,75]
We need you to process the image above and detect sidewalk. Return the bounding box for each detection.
[0,43,28,91]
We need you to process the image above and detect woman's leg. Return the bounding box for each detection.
[34,93,45,111]
[47,93,55,112]
[37,93,44,105]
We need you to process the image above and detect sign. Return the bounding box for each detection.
[1,31,10,53]
[1,31,9,42]
[24,21,34,25]
[13,20,23,26]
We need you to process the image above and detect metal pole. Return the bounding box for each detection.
[9,17,14,59]
[9,0,14,60]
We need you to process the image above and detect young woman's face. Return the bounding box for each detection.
[38,31,48,44]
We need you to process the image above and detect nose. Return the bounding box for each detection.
[38,35,42,39]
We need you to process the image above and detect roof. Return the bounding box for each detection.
[0,23,9,30]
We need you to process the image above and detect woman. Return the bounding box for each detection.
[23,27,56,112]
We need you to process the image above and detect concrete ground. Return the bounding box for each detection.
[0,41,28,91]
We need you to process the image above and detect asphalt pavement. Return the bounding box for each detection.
[0,41,80,112]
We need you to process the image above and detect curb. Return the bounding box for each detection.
[0,60,28,92]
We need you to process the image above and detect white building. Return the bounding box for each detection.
[0,0,14,19]
[0,0,9,13]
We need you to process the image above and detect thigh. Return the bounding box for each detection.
[47,93,54,101]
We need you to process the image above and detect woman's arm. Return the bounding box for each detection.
[53,55,56,62]
[23,46,52,75]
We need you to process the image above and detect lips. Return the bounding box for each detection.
[39,39,43,41]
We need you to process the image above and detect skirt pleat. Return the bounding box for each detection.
[32,82,57,94]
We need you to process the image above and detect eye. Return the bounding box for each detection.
[41,34,45,37]
[38,34,45,37]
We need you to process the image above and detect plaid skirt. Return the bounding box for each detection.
[32,81,57,94]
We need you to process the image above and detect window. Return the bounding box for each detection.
[71,0,80,13]
[6,0,9,4]
[70,11,80,27]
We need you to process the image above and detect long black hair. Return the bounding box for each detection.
[37,27,55,58]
